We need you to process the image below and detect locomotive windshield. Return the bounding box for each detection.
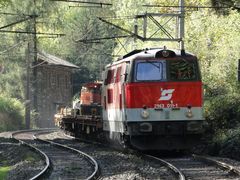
[134,59,198,82]
[135,60,166,81]
[169,59,197,81]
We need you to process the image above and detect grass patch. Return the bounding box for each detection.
[24,151,42,162]
[0,166,11,179]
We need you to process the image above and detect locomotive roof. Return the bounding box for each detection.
[106,48,196,68]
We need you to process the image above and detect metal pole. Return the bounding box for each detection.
[99,55,102,81]
[179,0,185,54]
[33,0,38,112]
[238,59,240,82]
[133,17,138,49]
[143,14,147,39]
[25,43,31,129]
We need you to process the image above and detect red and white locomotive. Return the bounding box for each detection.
[55,47,205,150]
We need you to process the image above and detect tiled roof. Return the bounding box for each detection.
[37,51,79,68]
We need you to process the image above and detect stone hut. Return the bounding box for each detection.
[35,51,78,127]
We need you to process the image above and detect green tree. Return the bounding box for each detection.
[0,95,24,132]
[42,5,117,93]
[0,0,10,6]
[211,0,240,14]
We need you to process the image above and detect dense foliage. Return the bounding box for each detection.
[185,10,240,157]
[0,95,24,131]
[111,0,240,157]
[0,0,116,129]
[0,0,240,157]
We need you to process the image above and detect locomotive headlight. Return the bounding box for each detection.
[162,50,170,57]
[141,110,149,119]
[185,109,193,118]
[185,104,193,118]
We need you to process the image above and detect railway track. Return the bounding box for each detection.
[11,129,100,180]
[143,154,185,180]
[11,129,52,180]
[160,154,240,180]
[46,130,186,179]
[58,130,240,180]
[10,129,240,179]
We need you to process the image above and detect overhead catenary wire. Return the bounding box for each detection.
[115,36,132,56]
[77,35,130,43]
[0,29,65,36]
[75,3,225,51]
[148,15,175,39]
[98,17,144,41]
[0,12,35,16]
[69,5,104,8]
[143,4,230,9]
[75,18,98,41]
[91,1,237,50]
[0,39,27,54]
[50,0,112,6]
[142,5,234,9]
[0,15,38,30]
[98,15,136,20]
[212,0,240,10]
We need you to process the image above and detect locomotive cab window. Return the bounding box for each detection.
[169,59,197,81]
[135,60,166,81]
[105,69,115,85]
[115,66,122,83]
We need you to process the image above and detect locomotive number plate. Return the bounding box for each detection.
[154,103,178,109]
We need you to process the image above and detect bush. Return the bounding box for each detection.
[0,95,24,132]
[205,93,240,133]
[204,92,240,159]
[207,128,240,160]
[219,128,240,160]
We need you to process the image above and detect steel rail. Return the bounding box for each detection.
[192,154,240,176]
[34,131,100,180]
[145,154,185,180]
[11,129,56,180]
[63,131,183,179]
[62,131,182,179]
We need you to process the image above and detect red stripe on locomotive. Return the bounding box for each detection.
[125,81,202,108]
